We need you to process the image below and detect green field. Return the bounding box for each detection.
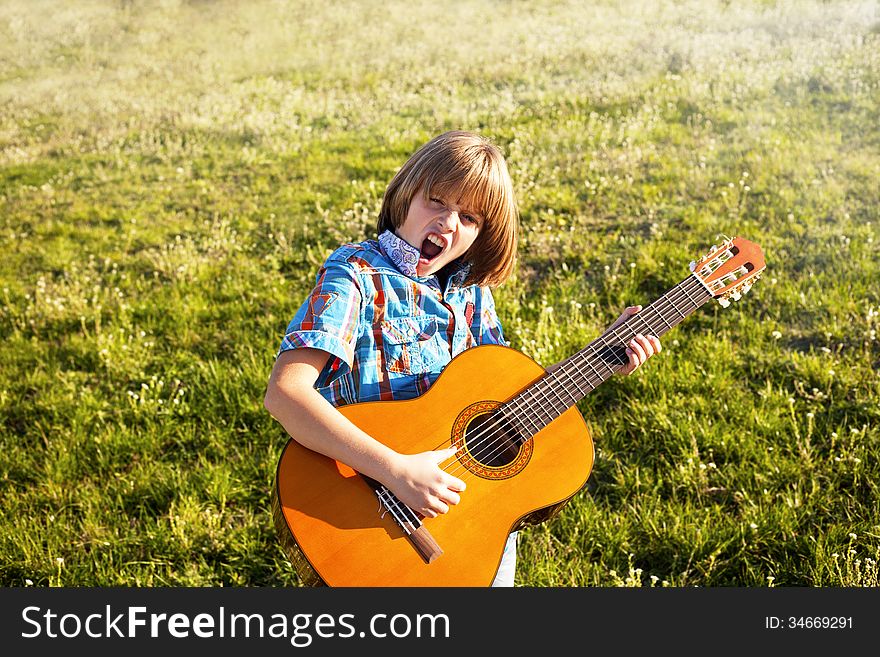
[1,0,878,587]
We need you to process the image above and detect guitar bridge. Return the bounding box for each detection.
[368,480,444,564]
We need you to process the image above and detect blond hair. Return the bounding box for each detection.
[377,131,519,288]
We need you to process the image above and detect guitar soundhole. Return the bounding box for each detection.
[464,412,523,469]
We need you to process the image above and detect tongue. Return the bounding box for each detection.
[421,238,442,260]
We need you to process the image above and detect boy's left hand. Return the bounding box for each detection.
[608,305,662,375]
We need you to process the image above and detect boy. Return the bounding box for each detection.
[264,131,660,586]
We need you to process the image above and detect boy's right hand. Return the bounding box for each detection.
[387,447,466,518]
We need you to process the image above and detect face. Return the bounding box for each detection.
[396,188,482,277]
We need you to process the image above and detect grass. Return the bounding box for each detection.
[1,0,878,587]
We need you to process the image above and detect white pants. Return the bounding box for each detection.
[490,532,518,587]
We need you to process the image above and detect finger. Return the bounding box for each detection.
[433,446,459,464]
[446,475,466,492]
[634,333,655,358]
[432,448,466,492]
[628,335,647,367]
[431,499,450,516]
[649,335,661,353]
[442,490,462,506]
[611,305,642,330]
[623,347,636,373]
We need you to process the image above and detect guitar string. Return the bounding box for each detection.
[435,275,711,483]
[380,487,419,525]
[377,487,421,531]
[375,274,713,520]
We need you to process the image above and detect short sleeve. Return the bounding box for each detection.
[475,286,509,347]
[277,259,363,383]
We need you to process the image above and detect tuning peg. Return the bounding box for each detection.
[689,260,696,272]
[731,291,742,301]
[741,282,752,295]
[718,297,731,308]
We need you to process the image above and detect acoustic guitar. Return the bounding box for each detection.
[273,236,765,586]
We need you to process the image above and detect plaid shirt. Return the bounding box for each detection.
[277,230,508,407]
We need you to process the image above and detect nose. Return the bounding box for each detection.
[436,209,460,232]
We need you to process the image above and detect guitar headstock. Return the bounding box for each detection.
[690,236,766,307]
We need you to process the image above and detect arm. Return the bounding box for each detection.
[263,347,465,518]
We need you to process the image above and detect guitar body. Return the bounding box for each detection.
[273,344,595,587]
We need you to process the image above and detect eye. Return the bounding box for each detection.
[462,214,479,225]
[429,197,445,207]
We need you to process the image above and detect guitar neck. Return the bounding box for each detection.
[501,273,713,438]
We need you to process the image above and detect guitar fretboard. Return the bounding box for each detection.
[499,274,712,438]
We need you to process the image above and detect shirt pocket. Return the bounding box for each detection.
[380,316,441,375]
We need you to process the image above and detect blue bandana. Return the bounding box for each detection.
[378,229,420,277]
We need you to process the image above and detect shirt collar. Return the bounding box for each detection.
[378,230,472,288]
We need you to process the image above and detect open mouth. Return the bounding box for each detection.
[419,234,445,264]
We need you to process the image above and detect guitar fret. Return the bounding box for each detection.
[681,278,702,308]
[564,362,587,397]
[633,314,652,335]
[507,395,531,434]
[578,349,606,386]
[594,337,626,371]
[655,302,675,330]
[509,396,541,436]
[533,387,556,427]
[498,405,529,443]
[668,285,688,318]
[543,373,574,409]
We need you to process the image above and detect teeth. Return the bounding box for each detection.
[426,234,444,248]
